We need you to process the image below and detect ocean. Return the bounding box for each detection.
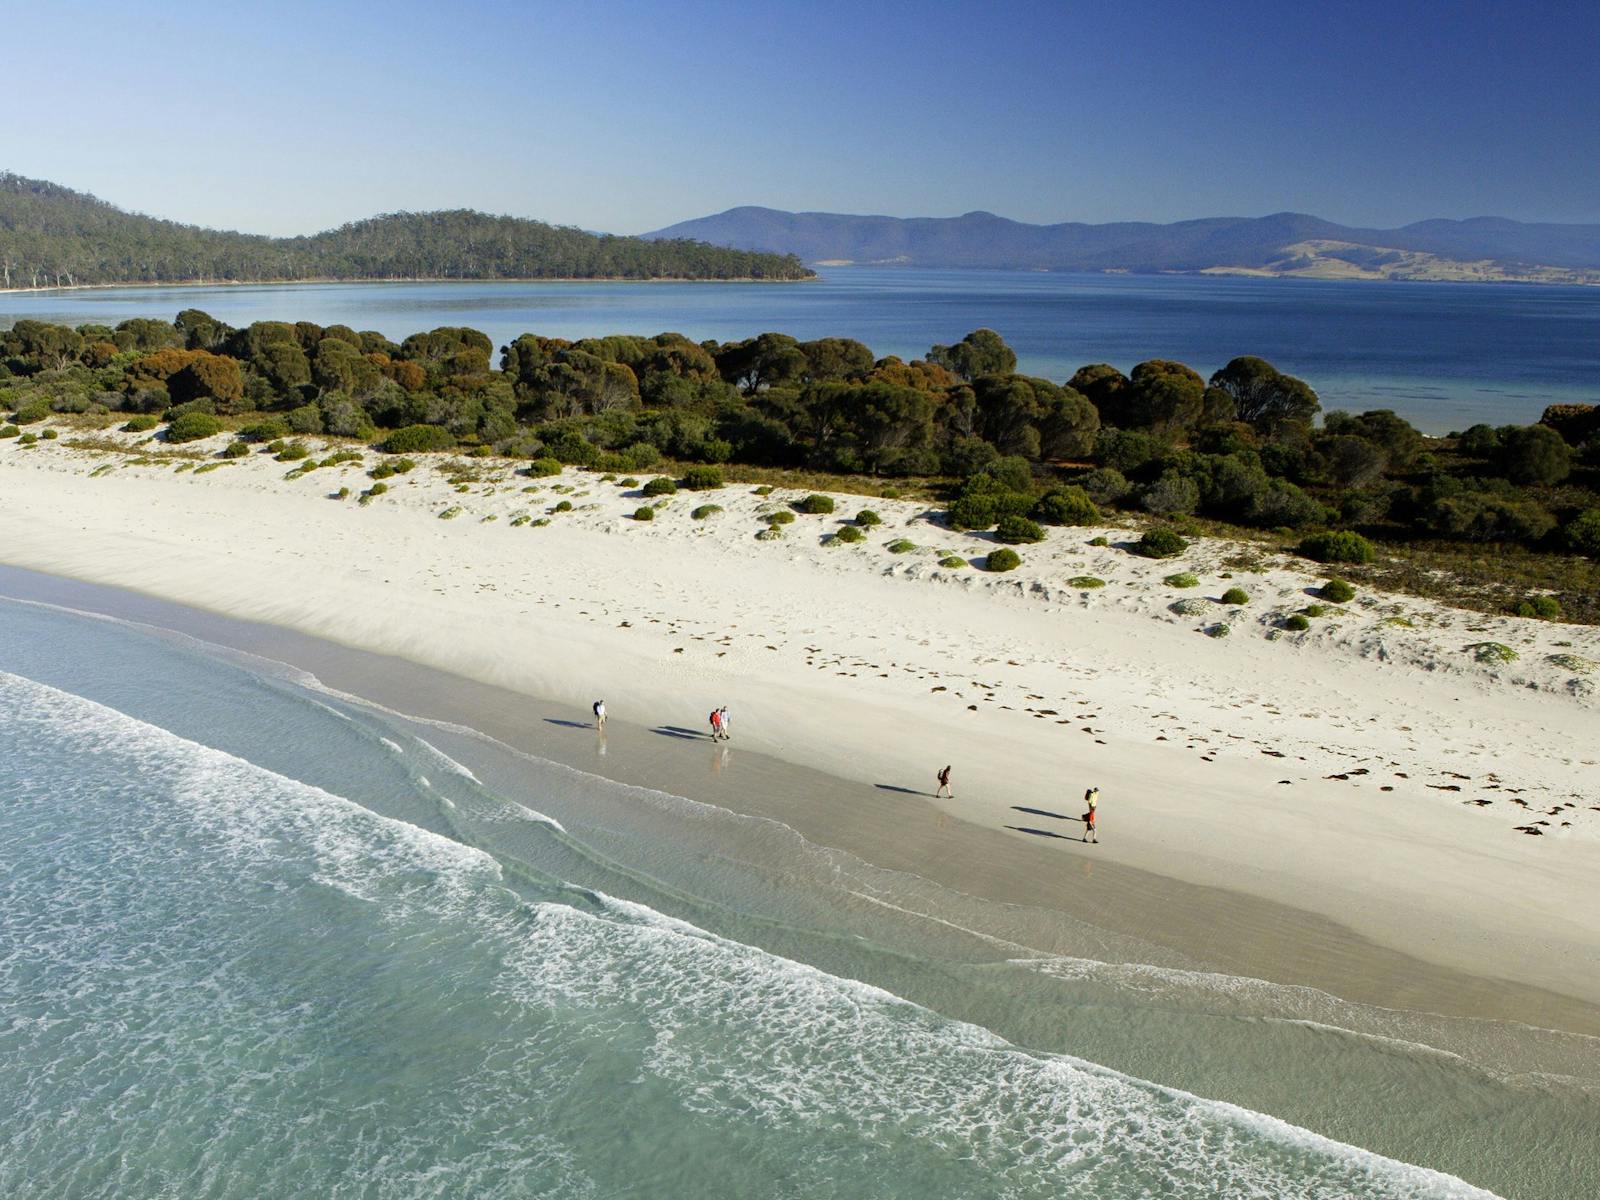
[3,577,1597,1198]
[5,269,1598,434]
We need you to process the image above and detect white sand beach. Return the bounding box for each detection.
[3,424,1597,1013]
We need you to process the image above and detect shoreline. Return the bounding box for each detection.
[0,274,817,297]
[1,424,1597,1022]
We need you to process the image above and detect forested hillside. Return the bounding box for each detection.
[0,174,812,288]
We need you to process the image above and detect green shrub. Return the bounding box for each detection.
[552,500,573,513]
[764,510,796,526]
[1547,653,1595,673]
[1132,528,1187,559]
[17,431,38,446]
[996,515,1045,544]
[439,505,464,520]
[1467,641,1518,664]
[383,424,455,454]
[122,414,160,433]
[285,403,323,435]
[939,555,967,568]
[525,457,563,478]
[641,476,677,497]
[1164,572,1199,588]
[220,440,250,459]
[41,428,57,440]
[1068,575,1105,588]
[1563,509,1600,558]
[1320,577,1356,603]
[632,506,655,521]
[359,482,388,505]
[1299,604,1329,618]
[1032,486,1099,526]
[985,548,1022,572]
[1284,614,1311,632]
[320,450,362,467]
[1204,623,1230,638]
[1169,597,1208,616]
[13,401,51,425]
[369,457,416,480]
[167,411,223,443]
[855,509,882,527]
[0,424,18,438]
[886,538,917,554]
[1219,586,1250,605]
[691,504,724,520]
[1297,530,1376,564]
[619,476,640,488]
[834,524,864,543]
[682,465,724,490]
[1513,595,1563,620]
[275,443,311,462]
[1089,536,1109,547]
[334,487,350,500]
[240,418,289,442]
[795,493,835,514]
[752,485,774,496]
[755,526,784,541]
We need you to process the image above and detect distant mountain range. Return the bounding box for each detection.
[644,207,1600,283]
[0,174,812,290]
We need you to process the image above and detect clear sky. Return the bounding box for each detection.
[6,0,1597,236]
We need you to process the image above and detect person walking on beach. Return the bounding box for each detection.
[709,708,725,741]
[717,706,731,741]
[936,765,952,798]
[593,700,606,730]
[1082,787,1099,843]
[1084,786,1098,814]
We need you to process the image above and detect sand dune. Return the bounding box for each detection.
[2,425,1597,1007]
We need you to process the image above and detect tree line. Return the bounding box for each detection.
[0,174,812,288]
[3,310,1597,610]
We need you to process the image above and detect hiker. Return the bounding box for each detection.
[1084,786,1098,813]
[593,700,607,729]
[1083,803,1098,844]
[718,706,731,740]
[709,708,724,741]
[936,765,952,798]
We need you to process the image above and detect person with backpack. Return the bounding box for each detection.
[1082,787,1099,843]
[593,699,606,730]
[709,708,725,741]
[936,765,952,798]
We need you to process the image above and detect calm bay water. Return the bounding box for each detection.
[5,270,1597,433]
[3,588,1598,1198]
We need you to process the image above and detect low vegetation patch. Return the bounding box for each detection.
[681,465,724,490]
[220,440,250,459]
[359,483,388,505]
[985,548,1021,572]
[764,510,796,526]
[1169,598,1208,616]
[833,524,864,543]
[1068,575,1105,588]
[438,505,464,520]
[1547,653,1595,673]
[1032,485,1099,527]
[1467,641,1519,665]
[632,506,654,521]
[122,415,160,433]
[795,493,835,514]
[691,504,723,520]
[552,500,573,513]
[641,476,677,497]
[1513,594,1563,621]
[939,555,967,568]
[855,509,882,527]
[1319,577,1356,603]
[1089,536,1110,547]
[1133,528,1187,559]
[167,411,223,443]
[525,457,563,478]
[1284,613,1311,631]
[887,538,917,554]
[275,443,311,462]
[369,457,415,480]
[996,515,1045,544]
[1204,623,1230,638]
[1219,586,1250,605]
[755,526,783,541]
[13,401,51,425]
[1164,572,1200,588]
[383,424,455,454]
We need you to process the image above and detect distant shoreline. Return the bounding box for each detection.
[0,274,817,297]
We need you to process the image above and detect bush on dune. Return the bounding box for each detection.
[641,476,677,497]
[1319,577,1356,603]
[996,515,1045,544]
[681,465,724,490]
[795,493,835,514]
[1297,530,1375,564]
[1133,528,1187,559]
[166,411,222,443]
[986,548,1021,572]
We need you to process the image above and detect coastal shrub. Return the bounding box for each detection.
[1204,623,1230,638]
[948,494,999,530]
[284,403,324,435]
[18,431,39,446]
[1300,604,1329,618]
[1164,572,1199,588]
[996,515,1045,544]
[1319,577,1356,603]
[552,500,573,512]
[691,504,723,520]
[525,457,563,478]
[1079,467,1132,506]
[1219,586,1251,605]
[1297,530,1375,565]
[369,457,416,480]
[321,450,362,467]
[13,401,51,425]
[239,418,289,442]
[764,510,796,526]
[1032,486,1099,527]
[166,411,223,443]
[334,487,350,500]
[834,524,864,543]
[359,482,388,505]
[1547,653,1595,673]
[796,493,835,514]
[1169,598,1208,616]
[755,526,783,541]
[886,538,917,554]
[752,485,774,496]
[0,424,18,438]
[632,506,654,521]
[1068,575,1105,588]
[1284,614,1311,631]
[1513,595,1563,620]
[1498,424,1571,485]
[1089,536,1109,547]
[619,477,639,488]
[1132,528,1187,559]
[41,428,57,440]
[275,443,311,462]
[383,424,455,454]
[621,442,659,470]
[1468,641,1518,665]
[439,505,464,520]
[220,440,250,459]
[985,548,1022,572]
[855,509,882,527]
[939,555,967,568]
[641,476,677,497]
[122,414,160,433]
[1564,509,1600,558]
[682,465,724,490]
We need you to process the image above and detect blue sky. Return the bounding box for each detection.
[6,0,1596,235]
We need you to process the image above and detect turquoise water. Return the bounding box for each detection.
[2,595,1595,1198]
[5,270,1598,432]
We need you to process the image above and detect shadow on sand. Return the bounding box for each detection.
[652,725,710,741]
[544,718,594,730]
[875,784,932,797]
[1004,825,1080,841]
[1011,805,1076,821]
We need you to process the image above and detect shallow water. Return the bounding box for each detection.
[2,595,1595,1198]
[5,270,1598,432]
